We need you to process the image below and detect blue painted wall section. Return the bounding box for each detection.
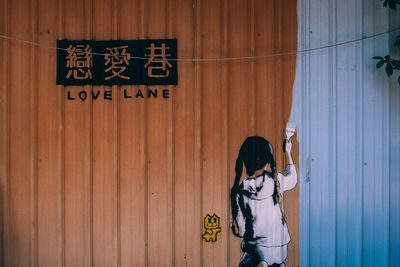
[291,0,400,266]
[389,8,400,267]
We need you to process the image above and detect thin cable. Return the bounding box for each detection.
[0,27,399,61]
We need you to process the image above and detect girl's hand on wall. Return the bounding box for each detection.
[285,140,294,165]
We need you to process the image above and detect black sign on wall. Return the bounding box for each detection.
[57,39,178,86]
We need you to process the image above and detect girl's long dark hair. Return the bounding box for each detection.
[231,136,284,232]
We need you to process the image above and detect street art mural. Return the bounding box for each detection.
[230,128,297,267]
[3,0,398,266]
[0,0,300,266]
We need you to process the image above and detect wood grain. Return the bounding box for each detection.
[92,0,119,266]
[145,1,174,266]
[0,0,299,266]
[64,0,92,265]
[7,0,34,265]
[37,0,63,265]
[199,1,228,266]
[172,0,201,266]
[0,0,8,265]
[119,0,147,266]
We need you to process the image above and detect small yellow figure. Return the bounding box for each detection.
[202,214,221,242]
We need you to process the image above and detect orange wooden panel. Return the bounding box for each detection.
[254,0,276,139]
[145,0,174,266]
[194,0,203,266]
[36,0,63,265]
[172,0,201,266]
[92,0,119,266]
[273,0,285,172]
[7,0,34,265]
[64,0,92,266]
[199,0,228,266]
[119,0,147,266]
[0,0,7,265]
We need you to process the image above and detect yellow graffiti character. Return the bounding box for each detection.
[202,214,221,242]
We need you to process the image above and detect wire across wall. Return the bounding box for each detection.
[0,28,399,62]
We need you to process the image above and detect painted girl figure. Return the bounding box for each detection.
[230,133,297,267]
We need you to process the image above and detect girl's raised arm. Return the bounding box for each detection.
[278,139,298,192]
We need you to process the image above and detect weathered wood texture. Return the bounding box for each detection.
[0,0,298,266]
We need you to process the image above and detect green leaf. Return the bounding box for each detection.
[376,60,385,68]
[386,63,394,76]
[385,55,391,61]
[398,75,400,85]
[373,56,384,60]
[387,0,398,9]
[392,60,400,69]
[395,38,400,48]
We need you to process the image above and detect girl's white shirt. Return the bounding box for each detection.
[234,165,297,247]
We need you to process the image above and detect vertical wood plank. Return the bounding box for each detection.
[172,0,201,266]
[91,0,119,265]
[254,0,276,138]
[141,2,148,265]
[0,0,8,265]
[145,0,173,266]
[112,0,121,265]
[56,0,66,265]
[36,0,63,264]
[248,0,255,135]
[226,0,250,266]
[166,0,175,265]
[222,0,230,265]
[64,0,91,265]
[118,0,147,265]
[199,0,228,266]
[29,0,39,265]
[86,0,94,264]
[193,0,203,265]
[274,0,284,170]
[7,0,34,264]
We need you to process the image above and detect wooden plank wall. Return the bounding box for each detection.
[0,0,298,266]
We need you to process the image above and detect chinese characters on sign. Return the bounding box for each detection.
[66,44,93,80]
[104,46,131,80]
[57,39,178,85]
[144,43,173,78]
